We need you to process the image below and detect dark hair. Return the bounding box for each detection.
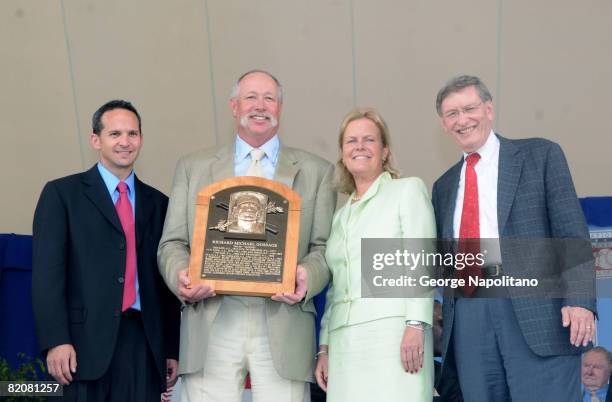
[435,75,493,116]
[92,100,142,134]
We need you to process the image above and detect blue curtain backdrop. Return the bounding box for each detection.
[580,197,612,350]
[0,233,38,370]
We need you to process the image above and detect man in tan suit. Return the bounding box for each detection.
[158,70,336,402]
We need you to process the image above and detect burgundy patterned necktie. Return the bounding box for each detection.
[457,153,481,296]
[115,181,136,311]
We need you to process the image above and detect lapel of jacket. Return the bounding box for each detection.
[336,173,389,254]
[211,144,235,182]
[332,172,389,239]
[81,165,124,234]
[81,165,123,233]
[496,134,524,235]
[349,171,388,212]
[441,160,463,239]
[273,145,299,189]
[134,176,154,249]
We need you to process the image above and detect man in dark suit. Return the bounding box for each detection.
[431,75,596,401]
[32,100,181,401]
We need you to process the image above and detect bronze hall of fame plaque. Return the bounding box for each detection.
[188,176,301,296]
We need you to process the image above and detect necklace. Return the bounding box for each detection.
[352,194,362,202]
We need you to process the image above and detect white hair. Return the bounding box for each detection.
[229,69,283,103]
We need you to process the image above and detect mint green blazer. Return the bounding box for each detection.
[320,172,436,344]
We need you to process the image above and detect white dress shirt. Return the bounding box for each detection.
[233,134,279,179]
[452,131,502,264]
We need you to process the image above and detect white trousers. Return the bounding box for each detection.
[181,296,309,402]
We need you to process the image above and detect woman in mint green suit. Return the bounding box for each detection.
[315,108,435,402]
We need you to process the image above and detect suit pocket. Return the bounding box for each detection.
[69,308,87,324]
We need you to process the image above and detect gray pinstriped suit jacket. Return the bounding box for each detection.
[431,134,596,370]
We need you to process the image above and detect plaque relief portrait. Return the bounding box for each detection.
[227,191,267,234]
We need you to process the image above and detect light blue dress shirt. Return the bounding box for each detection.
[233,134,279,179]
[582,384,608,402]
[97,162,141,310]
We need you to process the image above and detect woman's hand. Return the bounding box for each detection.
[314,348,329,392]
[400,326,424,374]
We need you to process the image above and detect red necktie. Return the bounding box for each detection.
[457,153,481,296]
[115,181,137,311]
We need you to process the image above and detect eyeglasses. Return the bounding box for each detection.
[442,102,483,121]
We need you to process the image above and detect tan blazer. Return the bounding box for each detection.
[158,143,336,382]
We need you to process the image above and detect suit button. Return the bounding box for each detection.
[113,309,120,317]
[118,277,124,284]
[119,243,125,250]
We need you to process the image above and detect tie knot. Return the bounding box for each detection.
[250,148,265,162]
[466,152,481,167]
[117,181,128,194]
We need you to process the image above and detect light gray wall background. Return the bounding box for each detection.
[2,0,611,235]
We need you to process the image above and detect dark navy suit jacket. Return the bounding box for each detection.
[32,165,181,388]
[431,134,596,379]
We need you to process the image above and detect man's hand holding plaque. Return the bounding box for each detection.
[178,268,216,304]
[179,264,307,305]
[271,265,308,305]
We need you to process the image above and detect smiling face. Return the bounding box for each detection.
[89,108,142,180]
[341,117,389,182]
[230,72,282,147]
[439,86,494,153]
[236,200,260,222]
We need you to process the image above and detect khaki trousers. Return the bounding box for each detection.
[181,296,309,402]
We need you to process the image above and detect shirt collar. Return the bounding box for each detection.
[234,134,280,165]
[463,130,498,165]
[97,162,135,196]
[582,383,609,398]
[349,171,392,205]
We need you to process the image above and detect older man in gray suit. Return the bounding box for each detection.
[431,75,596,402]
[158,70,336,402]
